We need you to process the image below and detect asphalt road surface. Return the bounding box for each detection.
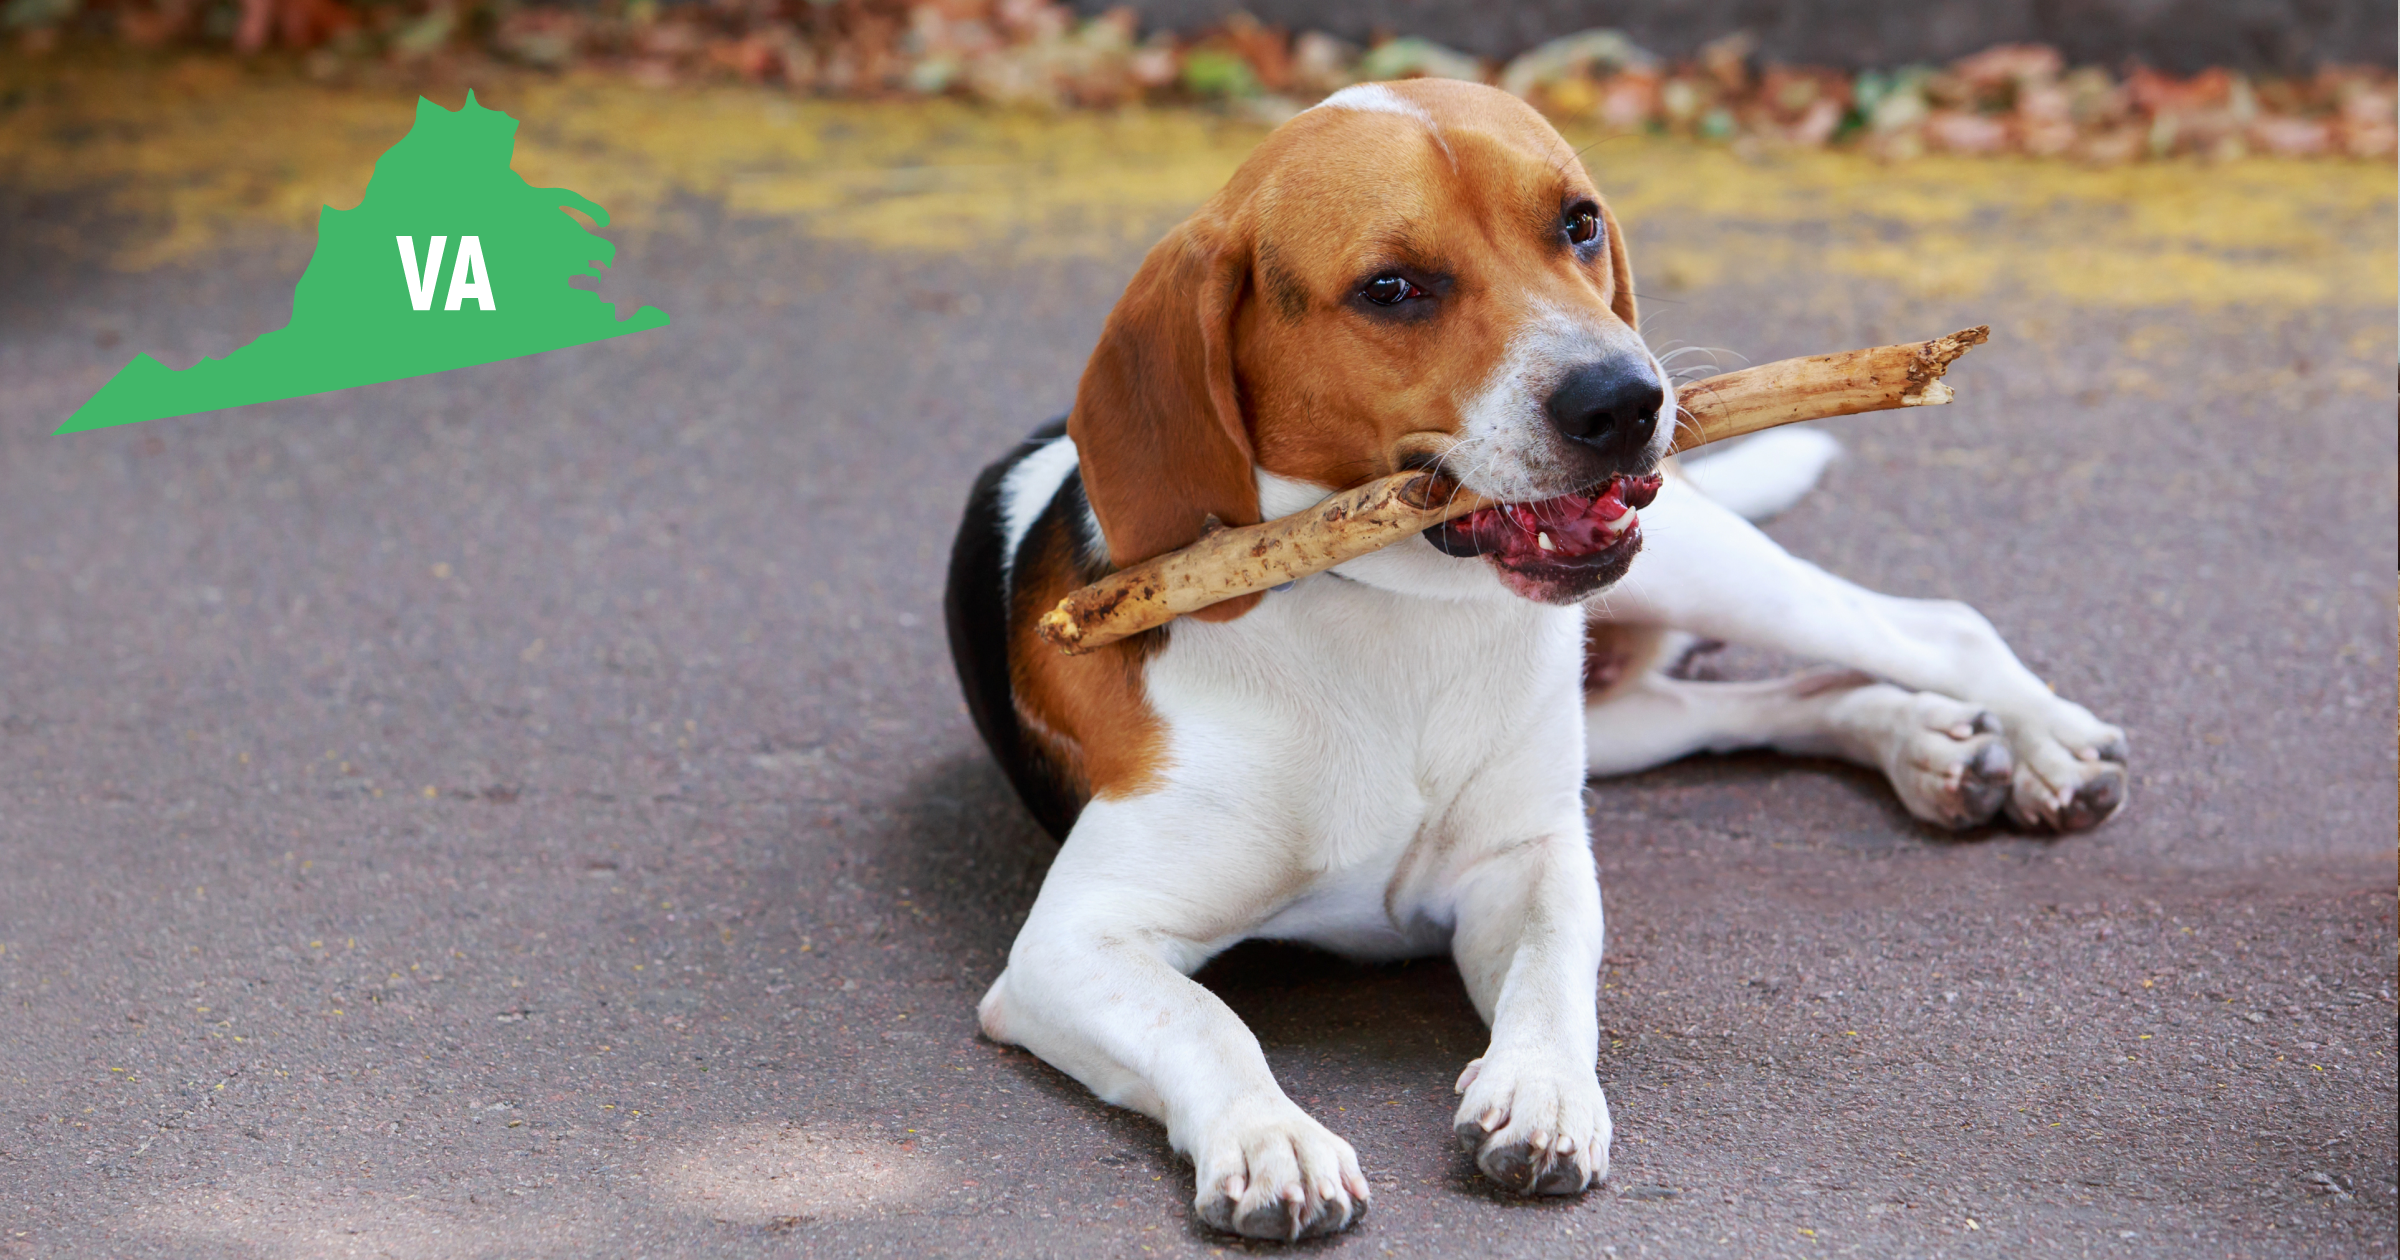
[2,117,2395,1259]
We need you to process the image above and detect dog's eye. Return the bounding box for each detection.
[1566,204,1602,247]
[1362,274,1422,306]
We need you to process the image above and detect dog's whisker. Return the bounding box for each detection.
[1426,434,1512,510]
[1669,346,1750,374]
[1448,444,1515,507]
[1667,400,1708,446]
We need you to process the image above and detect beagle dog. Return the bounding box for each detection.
[943,79,2127,1241]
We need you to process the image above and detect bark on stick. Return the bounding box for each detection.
[1037,327,1987,654]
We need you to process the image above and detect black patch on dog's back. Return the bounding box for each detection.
[944,417,1087,841]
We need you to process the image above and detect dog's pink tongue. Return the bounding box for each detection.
[1501,475,1660,560]
[1429,474,1663,562]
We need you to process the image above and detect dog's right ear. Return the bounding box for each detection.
[1069,208,1263,623]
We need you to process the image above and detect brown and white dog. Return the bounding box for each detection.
[943,79,2127,1241]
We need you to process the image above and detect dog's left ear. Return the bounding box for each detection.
[1068,206,1262,623]
[1601,199,1638,330]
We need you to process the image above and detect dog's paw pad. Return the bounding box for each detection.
[2013,753,2125,832]
[1451,1057,1609,1196]
[1192,1104,1368,1241]
[1883,693,2013,830]
[2001,706,2129,833]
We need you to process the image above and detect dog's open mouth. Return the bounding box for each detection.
[1424,473,1663,599]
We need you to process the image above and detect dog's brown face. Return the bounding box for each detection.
[1071,79,1672,609]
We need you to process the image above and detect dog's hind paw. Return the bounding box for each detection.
[1452,1055,1611,1196]
[1847,687,2015,830]
[1995,699,2128,833]
[1190,1099,1369,1241]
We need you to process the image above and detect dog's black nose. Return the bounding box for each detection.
[1544,360,1663,465]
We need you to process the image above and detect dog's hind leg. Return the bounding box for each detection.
[1583,657,2015,829]
[1673,427,1842,522]
[1593,476,2128,831]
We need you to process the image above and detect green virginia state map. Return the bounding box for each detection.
[59,91,669,434]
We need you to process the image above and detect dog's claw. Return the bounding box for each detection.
[1192,1104,1367,1241]
[1453,1057,1610,1197]
[2055,762,2126,831]
[1956,738,2013,823]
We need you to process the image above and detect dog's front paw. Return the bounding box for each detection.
[1190,1097,1369,1241]
[1452,1055,1610,1195]
[1997,698,2128,833]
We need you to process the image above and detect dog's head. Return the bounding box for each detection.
[1068,78,1671,612]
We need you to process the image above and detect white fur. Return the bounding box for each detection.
[1310,83,1458,169]
[980,531,1614,1237]
[979,456,2129,1241]
[1259,470,1517,604]
[1449,299,1673,503]
[997,435,1082,581]
[1675,427,1842,522]
[980,300,2122,1247]
[1312,83,1435,123]
[1588,474,2128,831]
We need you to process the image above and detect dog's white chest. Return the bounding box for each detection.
[1140,571,1592,956]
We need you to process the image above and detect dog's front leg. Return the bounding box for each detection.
[1446,829,1611,1195]
[977,801,1369,1241]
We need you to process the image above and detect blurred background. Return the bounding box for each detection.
[5,0,2398,148]
[0,3,2394,1258]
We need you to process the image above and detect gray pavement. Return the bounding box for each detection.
[0,186,2394,1260]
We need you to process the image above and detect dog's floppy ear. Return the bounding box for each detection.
[1068,208,1263,623]
[1601,198,1638,330]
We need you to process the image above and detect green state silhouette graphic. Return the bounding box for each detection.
[60,91,668,434]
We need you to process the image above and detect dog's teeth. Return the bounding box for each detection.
[1537,532,1556,552]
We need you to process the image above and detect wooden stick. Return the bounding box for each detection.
[1036,327,1988,654]
[1667,324,1988,449]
